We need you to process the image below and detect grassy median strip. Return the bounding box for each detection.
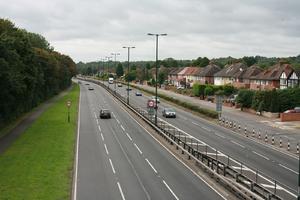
[0,84,79,200]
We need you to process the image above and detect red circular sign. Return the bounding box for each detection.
[147,100,154,108]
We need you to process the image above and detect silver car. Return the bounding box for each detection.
[162,108,176,118]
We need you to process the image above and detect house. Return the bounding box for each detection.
[183,67,202,87]
[249,62,294,90]
[233,65,263,89]
[168,67,184,86]
[195,62,221,84]
[280,67,299,89]
[214,62,247,86]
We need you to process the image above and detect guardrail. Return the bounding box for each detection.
[79,77,297,200]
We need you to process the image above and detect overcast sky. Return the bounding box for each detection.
[1,0,300,62]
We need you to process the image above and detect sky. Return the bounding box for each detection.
[1,0,300,63]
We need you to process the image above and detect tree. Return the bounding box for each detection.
[116,63,124,77]
[158,72,166,85]
[242,56,257,67]
[125,71,136,82]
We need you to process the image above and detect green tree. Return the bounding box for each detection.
[158,72,166,85]
[116,63,124,77]
[125,71,136,82]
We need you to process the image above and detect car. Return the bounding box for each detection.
[99,109,111,119]
[162,108,176,118]
[85,83,90,85]
[126,88,132,91]
[88,87,94,90]
[295,107,300,112]
[117,83,122,87]
[284,107,300,113]
[177,86,185,90]
[135,91,142,96]
[151,96,160,103]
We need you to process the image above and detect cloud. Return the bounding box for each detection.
[1,0,300,62]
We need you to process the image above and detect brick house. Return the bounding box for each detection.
[195,62,221,84]
[183,67,203,87]
[233,65,263,89]
[249,62,294,90]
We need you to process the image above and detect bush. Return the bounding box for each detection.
[204,85,214,96]
[223,85,236,96]
[236,89,255,109]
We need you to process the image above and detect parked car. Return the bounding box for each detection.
[284,107,300,113]
[135,91,142,96]
[88,87,94,90]
[151,96,160,103]
[177,86,185,90]
[117,83,122,87]
[162,108,176,118]
[99,109,111,119]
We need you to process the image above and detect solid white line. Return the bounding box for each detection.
[98,125,102,132]
[116,118,120,124]
[117,182,126,200]
[230,140,245,148]
[145,158,157,173]
[126,133,132,141]
[109,158,116,174]
[162,180,179,200]
[279,164,298,174]
[104,144,109,155]
[134,143,143,154]
[101,133,104,141]
[252,151,270,160]
[73,85,81,200]
[120,125,125,131]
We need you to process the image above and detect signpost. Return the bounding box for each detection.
[216,95,223,119]
[67,100,71,123]
[147,100,155,117]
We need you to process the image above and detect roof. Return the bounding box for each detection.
[168,67,184,75]
[196,63,221,77]
[237,64,263,79]
[184,67,202,76]
[214,63,247,78]
[251,63,294,80]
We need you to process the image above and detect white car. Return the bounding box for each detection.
[177,86,185,90]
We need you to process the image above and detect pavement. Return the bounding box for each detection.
[0,87,71,154]
[75,80,225,200]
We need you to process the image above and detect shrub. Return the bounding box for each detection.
[204,85,214,96]
[236,89,255,109]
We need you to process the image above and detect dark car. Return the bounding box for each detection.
[85,83,90,85]
[162,108,176,118]
[88,87,94,90]
[126,88,132,91]
[135,91,142,96]
[99,109,111,119]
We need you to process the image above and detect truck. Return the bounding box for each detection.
[108,77,114,84]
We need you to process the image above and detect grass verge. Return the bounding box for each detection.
[0,84,79,200]
[129,83,218,119]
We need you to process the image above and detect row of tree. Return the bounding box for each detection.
[0,19,77,127]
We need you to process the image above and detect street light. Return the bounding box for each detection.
[123,46,135,105]
[105,56,112,88]
[147,33,167,125]
[111,52,120,92]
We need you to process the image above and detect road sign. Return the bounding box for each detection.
[147,100,155,108]
[216,95,222,113]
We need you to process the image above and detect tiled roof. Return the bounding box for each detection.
[214,63,247,77]
[237,65,263,79]
[196,64,221,77]
[251,63,294,80]
[168,67,184,75]
[184,67,202,75]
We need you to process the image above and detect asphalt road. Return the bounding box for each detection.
[110,82,299,198]
[75,81,225,200]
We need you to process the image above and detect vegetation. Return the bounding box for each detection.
[116,63,124,77]
[236,88,300,112]
[0,84,79,199]
[0,18,76,128]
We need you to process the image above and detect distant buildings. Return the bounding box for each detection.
[166,61,300,90]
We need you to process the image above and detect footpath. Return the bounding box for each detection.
[0,86,72,154]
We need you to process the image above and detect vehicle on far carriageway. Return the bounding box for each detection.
[135,91,142,96]
[88,87,94,90]
[99,109,111,119]
[117,83,122,87]
[162,108,176,118]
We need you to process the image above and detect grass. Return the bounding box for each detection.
[0,84,79,200]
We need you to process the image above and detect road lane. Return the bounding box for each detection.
[75,81,225,200]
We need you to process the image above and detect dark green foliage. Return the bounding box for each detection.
[236,89,255,108]
[0,18,76,127]
[125,71,136,82]
[223,85,236,96]
[116,63,124,77]
[204,85,214,96]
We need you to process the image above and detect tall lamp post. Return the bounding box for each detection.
[147,33,167,125]
[111,52,120,92]
[122,46,135,105]
[105,56,112,88]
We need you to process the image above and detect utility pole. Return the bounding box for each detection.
[122,46,135,105]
